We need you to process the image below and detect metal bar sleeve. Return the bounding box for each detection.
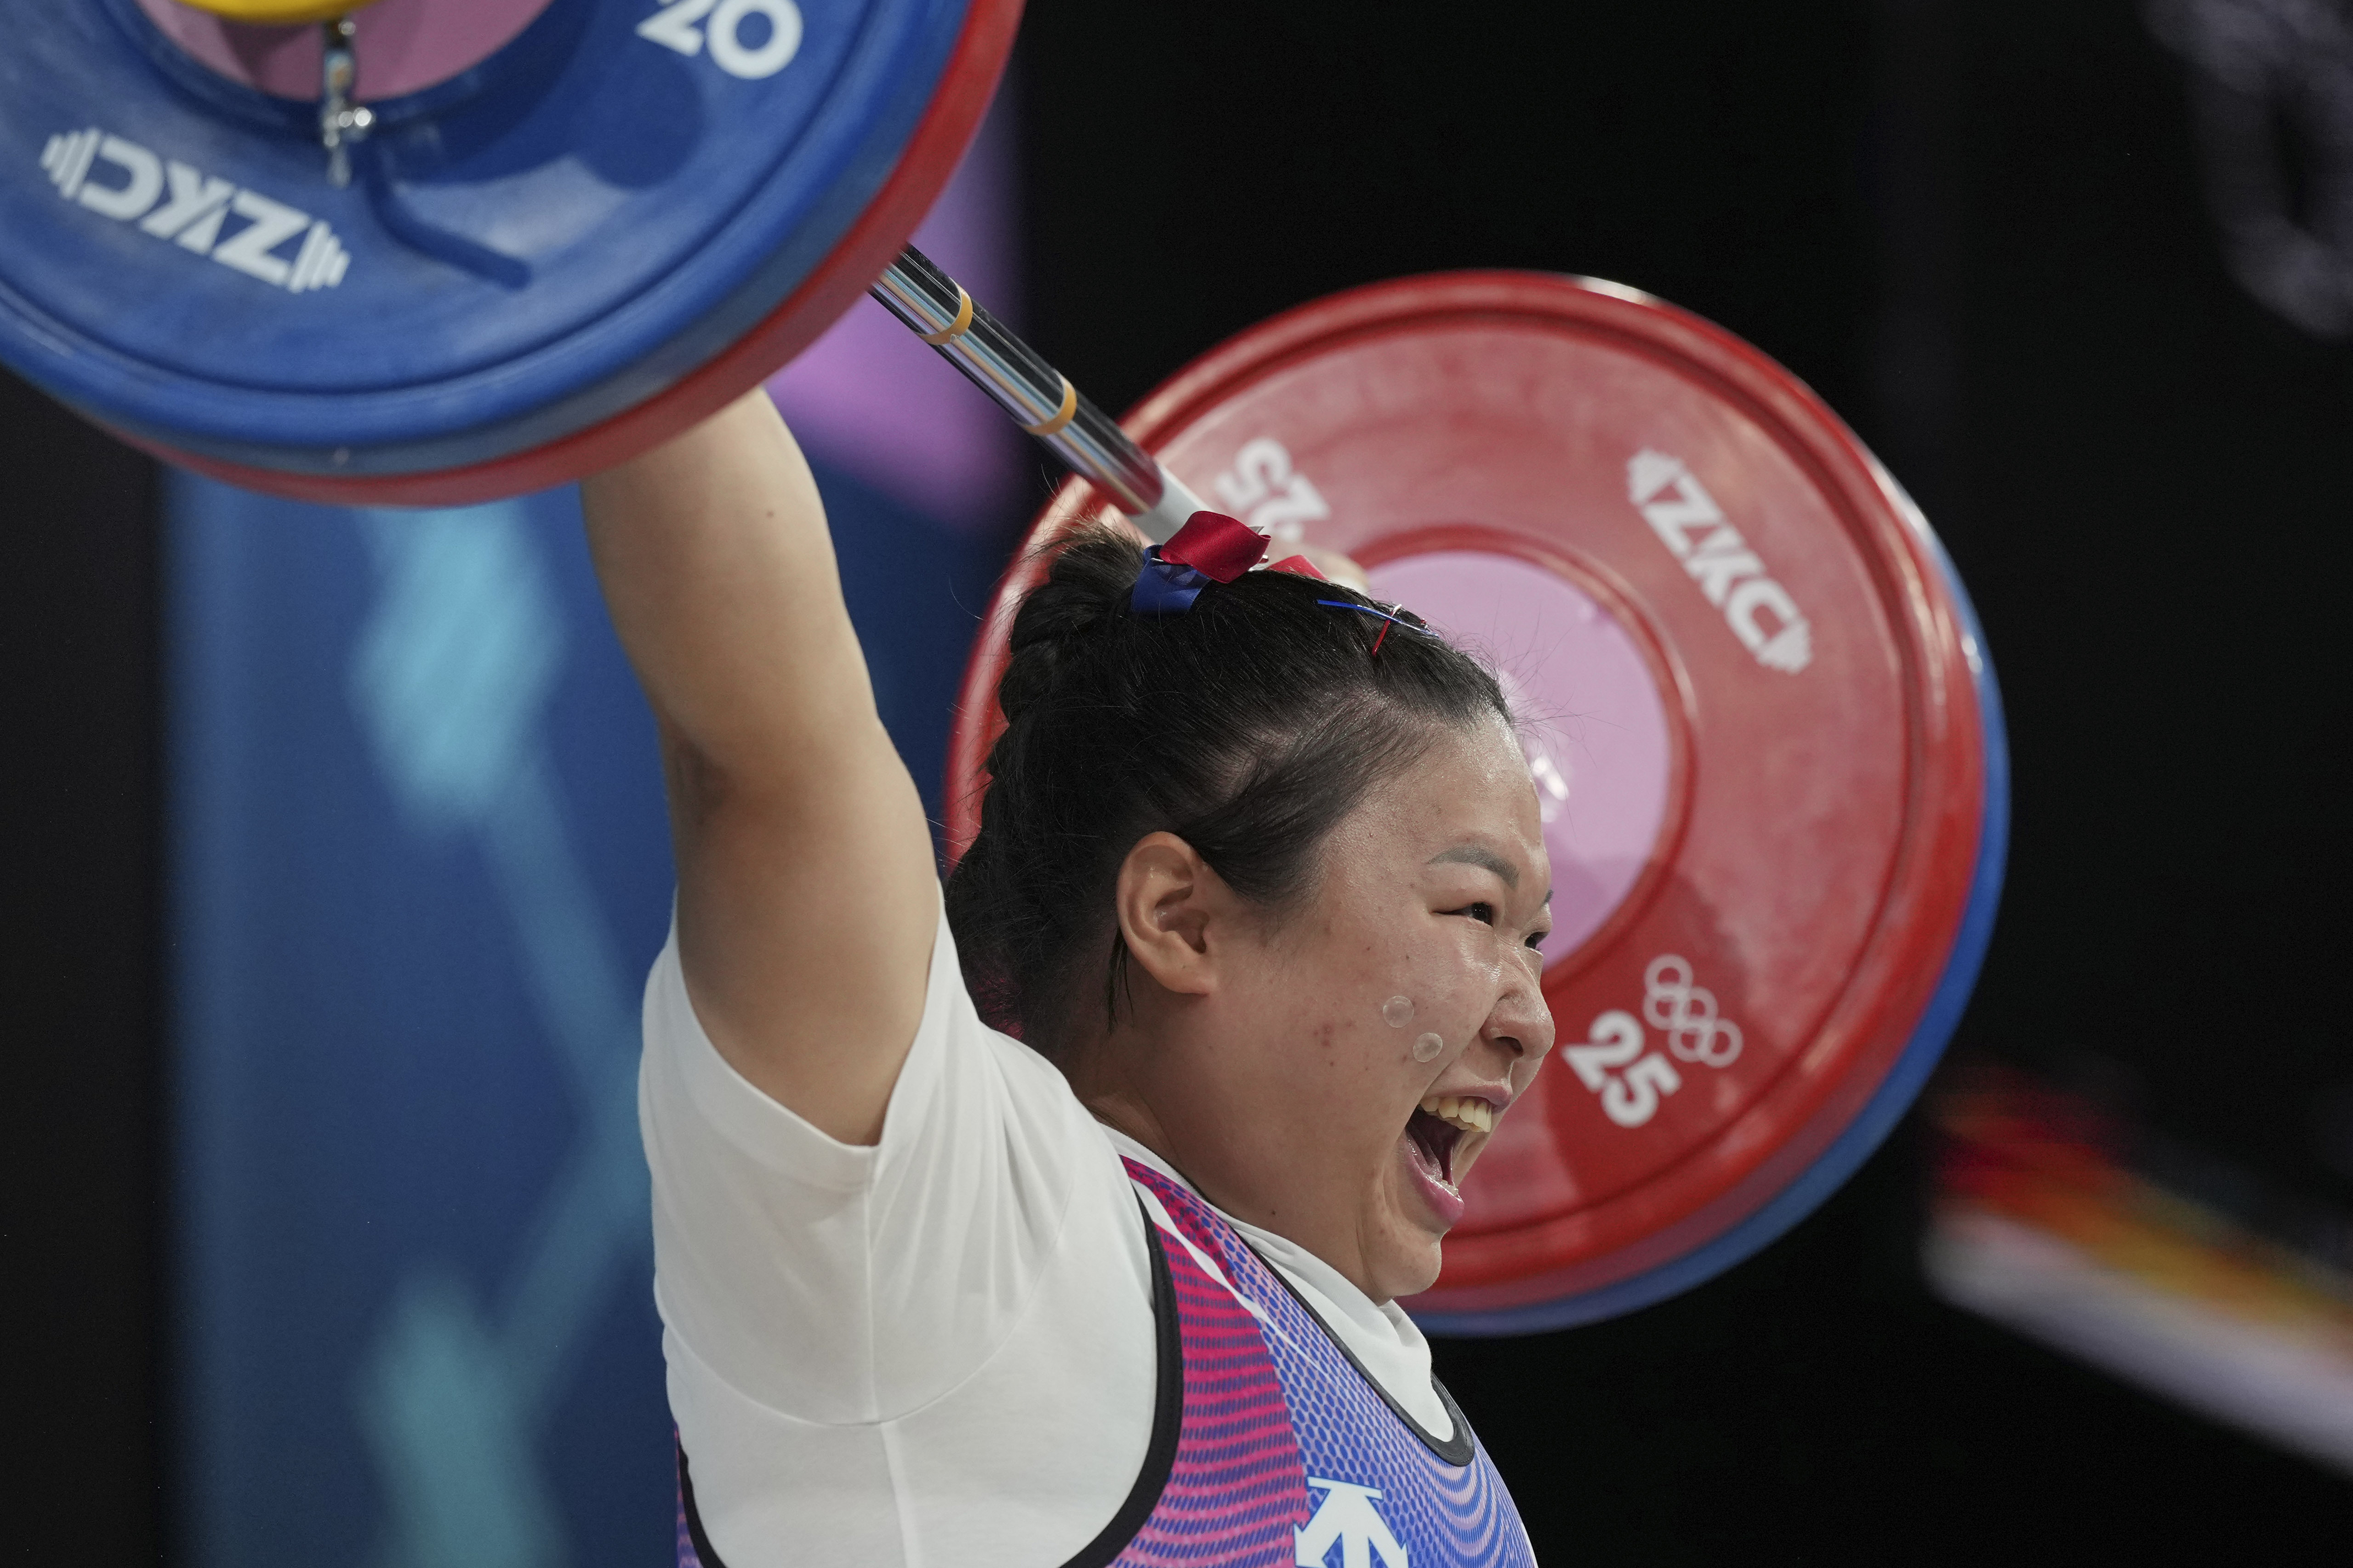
[870,246,1206,542]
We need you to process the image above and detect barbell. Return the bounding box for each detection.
[0,0,2004,1330]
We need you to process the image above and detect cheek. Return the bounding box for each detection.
[1364,928,1504,1060]
[1282,895,1504,1073]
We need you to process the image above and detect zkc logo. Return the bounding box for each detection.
[1295,1477,1409,1568]
[41,127,350,295]
[1627,449,1814,675]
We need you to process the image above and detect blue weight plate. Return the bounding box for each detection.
[1412,488,2009,1336]
[0,0,994,478]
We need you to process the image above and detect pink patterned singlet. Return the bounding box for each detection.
[676,1157,1537,1567]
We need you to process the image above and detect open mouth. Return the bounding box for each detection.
[1406,1095,1495,1185]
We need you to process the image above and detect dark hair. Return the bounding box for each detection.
[945,525,1511,1052]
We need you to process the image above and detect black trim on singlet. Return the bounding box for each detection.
[676,1203,1182,1568]
[677,1441,729,1568]
[1056,1206,1183,1568]
[1249,1245,1478,1467]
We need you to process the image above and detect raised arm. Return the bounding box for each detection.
[582,389,937,1145]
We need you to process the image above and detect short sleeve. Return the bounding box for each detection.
[638,897,1146,1426]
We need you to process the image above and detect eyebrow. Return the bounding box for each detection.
[1429,845,1521,888]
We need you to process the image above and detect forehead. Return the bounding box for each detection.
[1331,713,1548,882]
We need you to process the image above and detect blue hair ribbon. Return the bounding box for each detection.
[1130,547,1217,615]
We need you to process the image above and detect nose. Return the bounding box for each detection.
[1482,959,1555,1064]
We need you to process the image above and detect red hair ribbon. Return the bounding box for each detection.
[1131,511,1270,615]
[1159,511,1269,581]
[1129,515,1334,615]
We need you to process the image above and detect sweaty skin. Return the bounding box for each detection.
[1067,712,1557,1304]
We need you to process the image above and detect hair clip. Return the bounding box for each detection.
[1317,598,1429,656]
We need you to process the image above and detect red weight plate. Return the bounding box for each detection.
[945,273,1987,1316]
[125,0,1022,507]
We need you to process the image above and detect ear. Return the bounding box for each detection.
[1112,832,1232,997]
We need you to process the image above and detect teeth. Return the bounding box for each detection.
[1419,1095,1494,1135]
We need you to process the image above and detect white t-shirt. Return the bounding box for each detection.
[641,899,1453,1568]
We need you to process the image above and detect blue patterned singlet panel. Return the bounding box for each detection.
[1109,1159,1535,1567]
[674,1157,1535,1566]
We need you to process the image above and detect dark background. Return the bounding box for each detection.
[1018,2,2353,1555]
[8,0,2352,1560]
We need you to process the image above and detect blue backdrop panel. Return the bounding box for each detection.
[168,459,1015,1568]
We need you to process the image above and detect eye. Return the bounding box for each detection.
[1524,930,1551,952]
[1450,902,1498,925]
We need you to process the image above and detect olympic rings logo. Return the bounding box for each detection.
[1643,955,1743,1069]
[1565,953,1747,1130]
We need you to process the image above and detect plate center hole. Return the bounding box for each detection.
[133,0,555,101]
[1367,548,1675,970]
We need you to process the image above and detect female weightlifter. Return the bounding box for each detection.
[584,387,1556,1566]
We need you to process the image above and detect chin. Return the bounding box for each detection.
[1374,1239,1445,1303]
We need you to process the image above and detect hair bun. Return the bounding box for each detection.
[996,525,1145,723]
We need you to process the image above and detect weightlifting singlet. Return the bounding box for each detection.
[675,1156,1537,1567]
